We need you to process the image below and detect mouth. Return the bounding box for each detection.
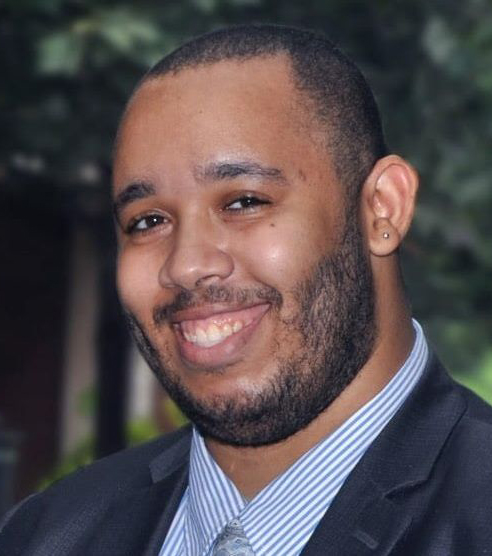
[172,303,271,368]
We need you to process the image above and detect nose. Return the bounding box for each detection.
[158,216,234,290]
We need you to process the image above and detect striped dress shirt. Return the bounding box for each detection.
[160,320,428,556]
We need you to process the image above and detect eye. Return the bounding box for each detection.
[126,213,168,234]
[224,195,270,213]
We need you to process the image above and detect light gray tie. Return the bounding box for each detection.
[212,518,255,556]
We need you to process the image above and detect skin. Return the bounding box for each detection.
[113,54,419,498]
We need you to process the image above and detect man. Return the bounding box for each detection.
[1,24,492,555]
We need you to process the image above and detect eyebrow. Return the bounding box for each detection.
[196,160,286,183]
[112,161,287,221]
[113,181,156,221]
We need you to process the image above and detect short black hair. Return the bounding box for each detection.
[143,24,387,201]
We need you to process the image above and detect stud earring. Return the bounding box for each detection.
[382,232,390,239]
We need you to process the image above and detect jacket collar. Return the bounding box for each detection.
[149,426,192,483]
[301,354,467,555]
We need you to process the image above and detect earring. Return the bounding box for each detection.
[382,232,390,239]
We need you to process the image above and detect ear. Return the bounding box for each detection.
[361,154,419,257]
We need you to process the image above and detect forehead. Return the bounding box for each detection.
[113,55,333,193]
[128,54,303,123]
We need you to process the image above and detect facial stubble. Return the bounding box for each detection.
[125,215,375,447]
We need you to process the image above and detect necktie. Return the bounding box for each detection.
[212,518,255,555]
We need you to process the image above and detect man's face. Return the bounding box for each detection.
[113,56,375,446]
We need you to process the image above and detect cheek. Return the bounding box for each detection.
[116,248,161,316]
[234,217,331,292]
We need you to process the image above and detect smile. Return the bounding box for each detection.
[172,303,271,367]
[181,310,262,347]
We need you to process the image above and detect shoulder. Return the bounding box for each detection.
[400,377,492,550]
[450,379,492,455]
[420,361,492,479]
[421,371,492,527]
[45,424,191,497]
[418,353,492,450]
[0,425,192,536]
[457,381,492,425]
[444,381,492,479]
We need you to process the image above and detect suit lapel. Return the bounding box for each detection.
[84,430,191,556]
[301,355,467,555]
[301,481,412,556]
[142,463,189,556]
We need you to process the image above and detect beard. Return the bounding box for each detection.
[125,214,375,447]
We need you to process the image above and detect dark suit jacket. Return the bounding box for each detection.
[1,354,492,555]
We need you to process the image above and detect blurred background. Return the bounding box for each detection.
[1,0,492,513]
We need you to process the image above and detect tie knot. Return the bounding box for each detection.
[212,518,255,555]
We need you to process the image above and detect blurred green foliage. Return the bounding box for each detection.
[162,397,189,429]
[1,0,491,403]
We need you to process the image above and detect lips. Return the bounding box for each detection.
[173,303,270,368]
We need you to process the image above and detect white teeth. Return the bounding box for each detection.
[183,331,196,343]
[183,320,245,348]
[197,328,208,344]
[207,324,222,342]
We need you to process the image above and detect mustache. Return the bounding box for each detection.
[152,284,283,326]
